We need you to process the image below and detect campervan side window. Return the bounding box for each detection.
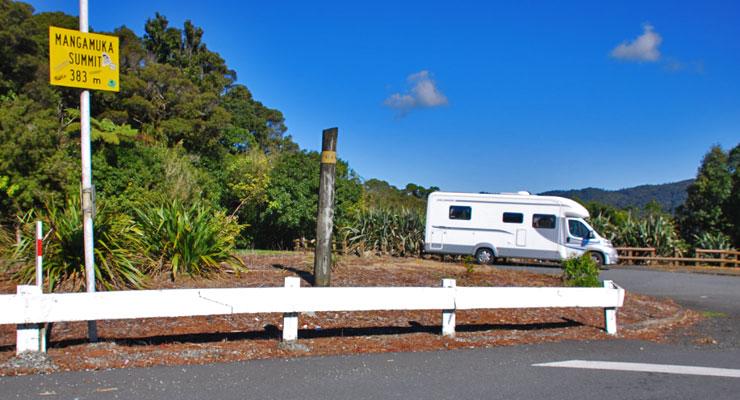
[532,214,556,229]
[449,206,471,220]
[568,219,590,238]
[503,212,523,223]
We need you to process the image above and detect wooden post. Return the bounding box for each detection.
[314,127,338,287]
[695,248,700,267]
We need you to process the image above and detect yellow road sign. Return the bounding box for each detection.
[49,26,119,92]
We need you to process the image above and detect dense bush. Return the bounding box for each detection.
[562,255,600,287]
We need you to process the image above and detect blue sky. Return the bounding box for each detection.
[29,1,740,193]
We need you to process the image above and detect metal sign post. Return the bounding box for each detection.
[79,0,97,342]
[48,0,119,342]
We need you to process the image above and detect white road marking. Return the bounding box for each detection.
[533,360,740,378]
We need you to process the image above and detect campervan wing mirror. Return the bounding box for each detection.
[588,230,596,239]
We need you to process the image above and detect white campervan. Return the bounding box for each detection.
[424,191,618,266]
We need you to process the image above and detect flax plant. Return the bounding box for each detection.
[9,196,148,291]
[339,208,424,257]
[135,199,245,280]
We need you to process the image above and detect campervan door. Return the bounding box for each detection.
[493,200,561,260]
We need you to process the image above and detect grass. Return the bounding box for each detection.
[235,249,297,256]
[701,310,727,318]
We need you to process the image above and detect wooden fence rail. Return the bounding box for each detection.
[616,247,740,268]
[294,237,344,253]
[695,249,740,268]
[616,247,657,265]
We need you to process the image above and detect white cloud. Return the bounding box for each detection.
[611,24,662,62]
[384,70,448,115]
[663,58,705,74]
[384,93,416,109]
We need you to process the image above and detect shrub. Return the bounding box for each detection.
[462,255,476,274]
[562,255,600,287]
[9,197,149,291]
[135,199,245,280]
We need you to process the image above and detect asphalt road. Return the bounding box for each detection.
[501,264,740,316]
[1,266,739,399]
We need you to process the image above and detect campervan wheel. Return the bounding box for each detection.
[475,248,494,265]
[589,251,604,267]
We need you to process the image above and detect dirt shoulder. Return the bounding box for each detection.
[0,253,701,376]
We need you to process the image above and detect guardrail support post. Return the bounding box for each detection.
[16,285,46,354]
[282,277,300,342]
[603,280,617,335]
[442,279,456,337]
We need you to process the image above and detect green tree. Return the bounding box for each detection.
[724,143,740,246]
[252,151,319,248]
[221,85,288,152]
[677,145,733,246]
[0,0,38,95]
[109,62,230,158]
[143,14,234,92]
[362,179,436,212]
[250,150,362,248]
[0,95,77,226]
[223,149,272,244]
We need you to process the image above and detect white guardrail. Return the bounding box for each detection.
[0,278,625,355]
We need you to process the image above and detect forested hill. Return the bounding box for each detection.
[540,179,693,212]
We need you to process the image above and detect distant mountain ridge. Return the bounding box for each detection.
[539,179,693,212]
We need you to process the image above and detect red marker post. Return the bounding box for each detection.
[35,221,43,289]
